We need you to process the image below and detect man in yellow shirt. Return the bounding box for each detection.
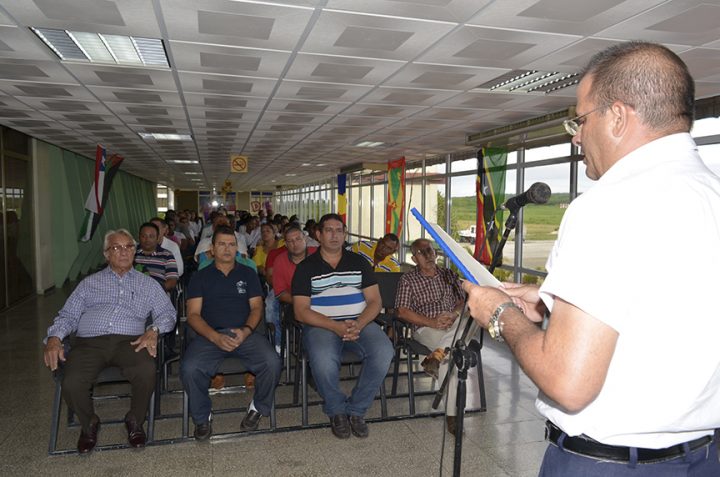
[351,233,400,273]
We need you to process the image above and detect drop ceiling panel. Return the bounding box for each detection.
[597,1,720,46]
[466,0,664,36]
[384,64,509,91]
[178,72,278,97]
[64,64,176,90]
[285,53,405,86]
[170,41,291,78]
[161,0,314,50]
[2,0,161,36]
[326,0,490,23]
[0,0,718,190]
[301,10,457,61]
[417,26,581,69]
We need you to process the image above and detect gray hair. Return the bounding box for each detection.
[103,229,135,256]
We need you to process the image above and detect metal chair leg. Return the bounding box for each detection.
[301,354,309,427]
[48,377,63,454]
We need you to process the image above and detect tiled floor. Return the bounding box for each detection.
[0,288,547,477]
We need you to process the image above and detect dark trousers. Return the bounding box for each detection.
[180,331,282,424]
[62,335,156,433]
[539,437,720,476]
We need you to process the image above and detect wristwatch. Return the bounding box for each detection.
[146,324,160,334]
[487,302,521,342]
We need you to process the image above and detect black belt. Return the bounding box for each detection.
[545,421,713,464]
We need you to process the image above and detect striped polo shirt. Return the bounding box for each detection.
[134,245,178,287]
[292,249,376,320]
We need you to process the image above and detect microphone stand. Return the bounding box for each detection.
[433,208,518,477]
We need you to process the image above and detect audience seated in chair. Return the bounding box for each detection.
[351,233,400,273]
[43,229,176,454]
[292,213,393,440]
[180,225,281,440]
[135,222,178,293]
[395,238,482,436]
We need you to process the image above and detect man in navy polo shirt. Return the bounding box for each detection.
[181,225,281,440]
[292,213,393,439]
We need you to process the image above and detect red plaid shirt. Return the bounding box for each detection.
[395,266,465,328]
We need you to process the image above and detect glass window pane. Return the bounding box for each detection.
[349,186,360,238]
[525,143,571,162]
[372,182,385,238]
[451,157,477,173]
[405,179,424,244]
[425,157,446,176]
[425,177,446,251]
[360,186,371,237]
[450,174,476,258]
[519,163,570,275]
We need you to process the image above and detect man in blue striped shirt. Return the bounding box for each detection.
[134,222,178,293]
[292,214,393,439]
[43,229,176,454]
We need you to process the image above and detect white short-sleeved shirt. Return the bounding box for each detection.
[538,133,720,448]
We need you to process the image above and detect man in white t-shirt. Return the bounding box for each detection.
[463,42,720,476]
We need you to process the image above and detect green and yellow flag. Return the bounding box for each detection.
[386,157,406,235]
[475,148,507,265]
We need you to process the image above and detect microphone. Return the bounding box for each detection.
[503,182,551,213]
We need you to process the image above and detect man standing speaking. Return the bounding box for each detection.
[463,42,720,476]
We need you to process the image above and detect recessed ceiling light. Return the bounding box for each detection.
[354,141,384,148]
[316,163,327,167]
[139,132,193,141]
[169,160,199,164]
[301,163,311,166]
[285,173,297,176]
[31,27,169,67]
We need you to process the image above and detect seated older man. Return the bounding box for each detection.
[395,238,481,436]
[43,229,176,454]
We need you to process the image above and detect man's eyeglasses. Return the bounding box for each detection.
[106,244,135,253]
[563,106,605,136]
[414,246,436,257]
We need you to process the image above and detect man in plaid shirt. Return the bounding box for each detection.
[395,238,482,435]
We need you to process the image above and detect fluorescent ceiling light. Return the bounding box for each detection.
[354,141,384,148]
[475,69,580,94]
[316,163,327,167]
[139,132,192,141]
[169,160,199,164]
[301,163,311,166]
[31,27,169,67]
[285,173,297,176]
[184,172,202,175]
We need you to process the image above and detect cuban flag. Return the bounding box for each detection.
[79,145,124,242]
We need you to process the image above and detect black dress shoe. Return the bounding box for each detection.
[194,422,212,441]
[240,409,262,431]
[77,416,100,454]
[124,414,146,448]
[330,414,351,439]
[348,415,369,438]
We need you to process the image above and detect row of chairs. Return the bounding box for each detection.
[48,272,486,454]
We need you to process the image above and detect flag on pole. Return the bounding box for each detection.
[79,145,124,242]
[386,157,406,236]
[475,147,507,265]
[337,174,347,224]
